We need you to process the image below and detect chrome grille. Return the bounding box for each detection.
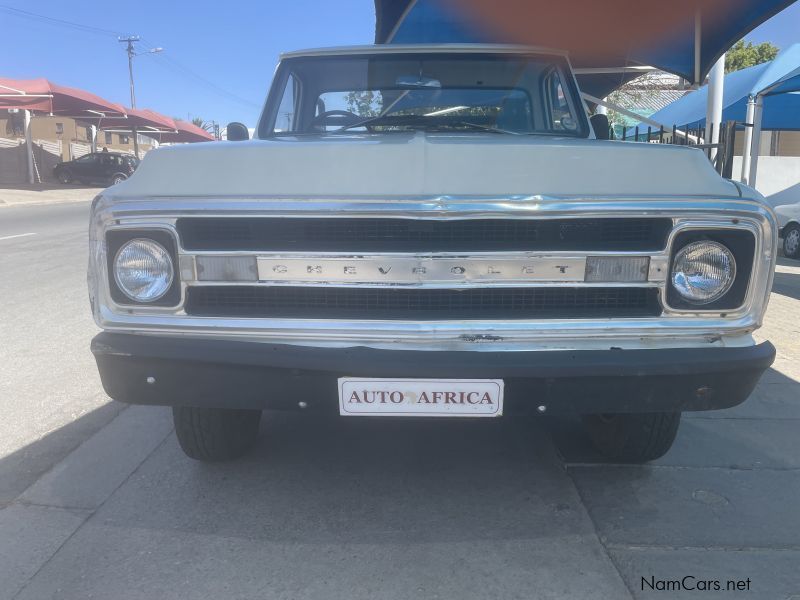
[177,217,672,252]
[176,216,671,320]
[185,286,661,320]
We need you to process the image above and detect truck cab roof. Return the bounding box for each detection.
[279,44,570,61]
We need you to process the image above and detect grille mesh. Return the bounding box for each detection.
[185,286,661,320]
[177,217,672,252]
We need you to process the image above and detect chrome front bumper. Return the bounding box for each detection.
[91,332,776,414]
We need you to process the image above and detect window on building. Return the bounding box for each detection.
[105,132,113,144]
[6,111,25,137]
[55,122,64,135]
[120,134,130,144]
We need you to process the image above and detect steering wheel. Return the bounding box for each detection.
[311,109,362,128]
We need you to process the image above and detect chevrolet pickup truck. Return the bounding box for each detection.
[89,44,777,464]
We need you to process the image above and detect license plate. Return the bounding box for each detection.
[338,378,504,417]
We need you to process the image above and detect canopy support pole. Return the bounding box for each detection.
[23,109,35,185]
[694,10,702,87]
[741,96,756,184]
[748,94,765,188]
[90,124,98,153]
[705,54,725,161]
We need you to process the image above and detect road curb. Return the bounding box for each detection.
[0,198,94,208]
[0,187,101,208]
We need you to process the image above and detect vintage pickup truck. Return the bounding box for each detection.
[89,44,777,464]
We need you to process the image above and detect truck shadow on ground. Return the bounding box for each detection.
[0,401,123,507]
[4,368,799,600]
[4,367,798,545]
[96,411,591,545]
[72,366,797,543]
[549,366,800,467]
[773,257,800,301]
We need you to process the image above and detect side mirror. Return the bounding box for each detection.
[590,113,611,140]
[226,122,249,141]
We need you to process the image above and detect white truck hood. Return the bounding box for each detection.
[112,132,741,199]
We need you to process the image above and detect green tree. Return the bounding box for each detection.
[725,40,780,73]
[344,91,381,117]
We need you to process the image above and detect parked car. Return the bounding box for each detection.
[54,151,138,186]
[88,45,777,465]
[775,203,800,259]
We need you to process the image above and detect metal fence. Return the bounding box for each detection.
[619,121,738,179]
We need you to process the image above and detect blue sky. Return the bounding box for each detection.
[1,1,798,128]
[0,0,376,127]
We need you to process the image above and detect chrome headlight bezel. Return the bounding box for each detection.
[113,238,175,303]
[666,228,756,312]
[670,240,737,305]
[106,229,181,307]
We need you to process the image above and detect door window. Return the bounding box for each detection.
[544,70,579,132]
[275,74,298,132]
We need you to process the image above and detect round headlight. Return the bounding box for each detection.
[671,241,736,305]
[114,238,174,302]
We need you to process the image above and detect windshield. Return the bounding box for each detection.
[260,52,588,138]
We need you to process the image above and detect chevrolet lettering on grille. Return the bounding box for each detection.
[255,256,588,284]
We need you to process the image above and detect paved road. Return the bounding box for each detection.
[1,202,799,599]
[0,201,123,506]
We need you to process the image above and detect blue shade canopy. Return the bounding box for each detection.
[628,44,800,131]
[750,44,800,95]
[375,0,797,98]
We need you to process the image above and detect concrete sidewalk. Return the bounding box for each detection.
[0,185,102,208]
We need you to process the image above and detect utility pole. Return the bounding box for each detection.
[119,35,139,106]
[119,35,141,158]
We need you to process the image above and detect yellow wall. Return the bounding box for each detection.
[1,111,155,160]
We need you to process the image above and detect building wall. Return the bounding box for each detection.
[0,110,155,162]
[775,131,800,157]
[731,130,800,158]
[732,156,800,208]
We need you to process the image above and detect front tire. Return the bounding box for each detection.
[56,169,72,184]
[583,412,681,463]
[110,173,127,186]
[173,407,261,462]
[783,224,800,259]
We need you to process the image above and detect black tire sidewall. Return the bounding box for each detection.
[583,412,681,463]
[173,406,261,462]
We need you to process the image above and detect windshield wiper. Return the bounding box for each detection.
[332,114,522,135]
[332,114,424,133]
[441,121,523,135]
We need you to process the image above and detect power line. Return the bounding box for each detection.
[0,4,125,37]
[149,53,261,109]
[0,5,260,110]
[137,36,259,108]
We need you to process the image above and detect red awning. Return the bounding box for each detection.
[157,119,215,143]
[99,107,177,133]
[0,77,126,118]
